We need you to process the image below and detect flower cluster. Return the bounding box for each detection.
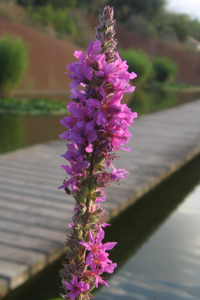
[59,6,137,300]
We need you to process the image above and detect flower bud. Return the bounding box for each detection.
[89,215,98,224]
[76,193,87,204]
[75,228,83,240]
[93,208,103,215]
[76,205,87,216]
[78,262,87,277]
[89,181,98,193]
[82,185,90,195]
[94,156,105,167]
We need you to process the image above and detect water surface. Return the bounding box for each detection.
[97,155,200,300]
[1,90,200,155]
[0,115,65,154]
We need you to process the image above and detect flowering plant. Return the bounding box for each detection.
[59,6,137,300]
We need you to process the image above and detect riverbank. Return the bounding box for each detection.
[0,98,68,116]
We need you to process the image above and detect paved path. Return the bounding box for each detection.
[0,99,200,298]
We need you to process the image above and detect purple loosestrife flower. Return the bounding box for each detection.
[80,227,117,256]
[67,39,102,88]
[64,276,90,300]
[85,263,110,288]
[59,6,137,300]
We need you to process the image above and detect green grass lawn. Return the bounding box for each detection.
[0,98,68,116]
[144,82,200,92]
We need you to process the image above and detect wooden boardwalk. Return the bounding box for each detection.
[0,99,200,298]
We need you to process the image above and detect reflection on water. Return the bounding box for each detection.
[97,155,200,300]
[128,89,200,116]
[0,116,25,154]
[97,271,199,300]
[128,89,176,115]
[0,115,66,154]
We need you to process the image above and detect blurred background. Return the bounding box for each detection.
[0,0,200,300]
[1,0,200,153]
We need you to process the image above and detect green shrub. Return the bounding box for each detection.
[0,35,28,97]
[120,49,152,85]
[152,56,178,83]
[28,4,77,36]
[52,9,77,36]
[29,4,53,26]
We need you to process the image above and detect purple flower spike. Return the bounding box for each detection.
[59,6,137,299]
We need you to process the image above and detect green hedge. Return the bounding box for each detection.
[0,35,28,97]
[120,49,152,85]
[120,49,179,86]
[152,56,178,83]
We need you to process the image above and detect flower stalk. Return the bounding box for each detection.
[59,6,137,300]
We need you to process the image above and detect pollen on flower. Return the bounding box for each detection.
[102,103,108,110]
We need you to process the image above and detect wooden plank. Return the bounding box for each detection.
[0,208,67,230]
[0,185,69,203]
[0,219,65,242]
[0,231,64,255]
[0,260,29,290]
[0,166,62,185]
[0,198,71,220]
[0,176,67,194]
[0,163,61,179]
[0,189,72,209]
[0,245,47,275]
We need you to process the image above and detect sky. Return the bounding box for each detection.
[166,0,200,20]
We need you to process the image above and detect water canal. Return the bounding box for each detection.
[3,153,200,300]
[1,90,200,154]
[97,154,200,300]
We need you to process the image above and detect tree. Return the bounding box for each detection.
[170,14,189,42]
[186,18,200,41]
[76,0,107,15]
[107,0,166,21]
[17,0,77,8]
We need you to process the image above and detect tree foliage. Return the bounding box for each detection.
[170,14,189,42]
[15,0,200,46]
[27,4,77,36]
[0,35,28,97]
[107,0,166,21]
[16,0,77,8]
[187,18,200,41]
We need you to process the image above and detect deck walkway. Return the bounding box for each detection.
[1,99,200,298]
